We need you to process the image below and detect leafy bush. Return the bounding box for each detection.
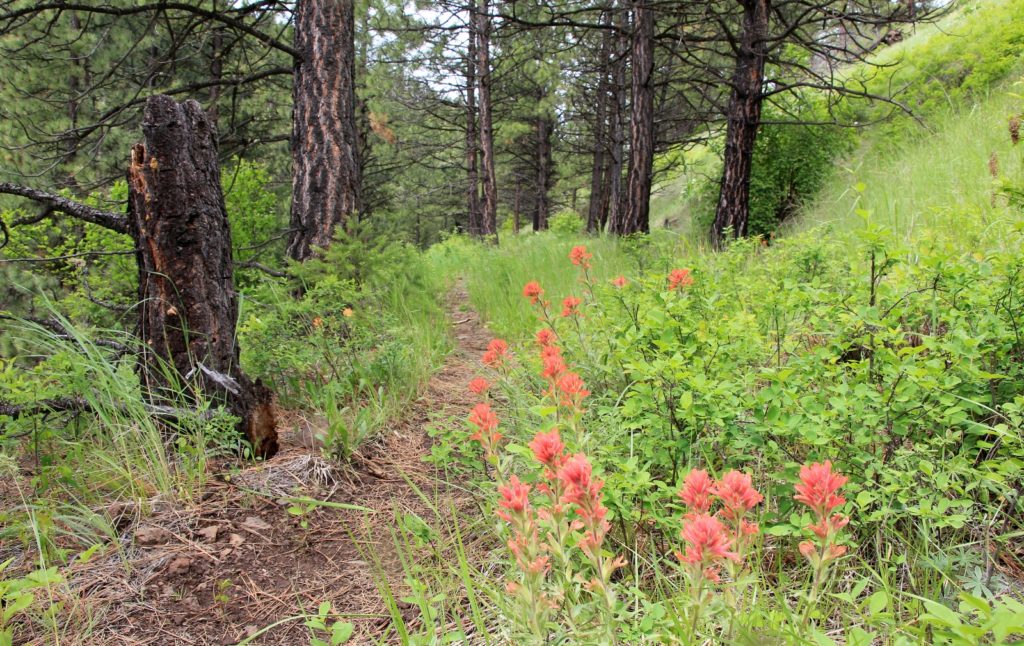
[240,223,450,458]
[547,209,585,235]
[691,100,855,240]
[442,227,1024,643]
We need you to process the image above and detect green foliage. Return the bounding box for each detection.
[691,101,856,239]
[546,209,585,235]
[240,223,450,459]
[843,0,1024,141]
[0,559,63,646]
[448,215,1024,641]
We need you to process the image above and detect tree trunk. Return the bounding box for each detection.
[513,177,521,234]
[535,116,553,231]
[615,0,654,236]
[476,0,498,239]
[465,6,482,237]
[606,2,630,234]
[287,0,362,261]
[586,20,613,233]
[711,0,769,248]
[127,95,278,458]
[208,22,224,128]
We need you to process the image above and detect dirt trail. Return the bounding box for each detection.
[76,283,489,645]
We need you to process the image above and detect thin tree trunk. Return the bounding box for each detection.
[476,0,498,240]
[606,2,629,233]
[535,115,553,231]
[465,5,482,237]
[127,96,278,458]
[712,0,769,248]
[513,177,521,234]
[287,0,362,261]
[208,23,224,128]
[616,0,654,235]
[587,19,612,233]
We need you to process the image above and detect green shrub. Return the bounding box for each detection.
[447,220,1024,641]
[691,101,855,240]
[547,209,585,235]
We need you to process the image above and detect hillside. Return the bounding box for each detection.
[1,1,1023,645]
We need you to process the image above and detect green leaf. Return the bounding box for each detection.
[331,621,354,644]
[867,590,888,614]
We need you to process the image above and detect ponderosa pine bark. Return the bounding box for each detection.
[476,0,498,239]
[586,20,613,233]
[127,95,278,458]
[613,0,654,235]
[534,115,553,231]
[711,0,769,248]
[465,6,482,237]
[287,0,362,261]
[606,4,629,233]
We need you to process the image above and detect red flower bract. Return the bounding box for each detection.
[541,353,566,381]
[535,328,557,347]
[468,377,490,395]
[522,281,544,305]
[558,453,593,491]
[793,460,848,517]
[678,513,740,566]
[713,470,763,520]
[556,372,590,408]
[528,429,565,467]
[497,475,531,522]
[468,403,499,440]
[611,275,628,288]
[482,338,509,367]
[679,469,714,514]
[561,296,582,318]
[569,245,593,269]
[668,268,694,290]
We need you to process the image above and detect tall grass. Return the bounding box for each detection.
[798,89,1024,243]
[426,233,702,339]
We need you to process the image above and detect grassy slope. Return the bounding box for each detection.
[651,0,1024,243]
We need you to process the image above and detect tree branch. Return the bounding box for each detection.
[0,183,128,233]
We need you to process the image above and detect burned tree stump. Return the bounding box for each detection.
[127,95,278,458]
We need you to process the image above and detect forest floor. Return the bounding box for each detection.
[44,283,488,645]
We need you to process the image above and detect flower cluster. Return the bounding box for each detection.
[569,245,593,270]
[561,295,582,318]
[482,338,509,368]
[522,281,545,306]
[668,268,694,291]
[675,468,762,584]
[467,402,501,457]
[468,376,491,396]
[794,461,849,568]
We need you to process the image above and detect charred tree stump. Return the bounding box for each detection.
[127,95,278,458]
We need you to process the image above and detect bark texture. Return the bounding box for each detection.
[127,95,278,458]
[465,7,482,236]
[476,0,498,239]
[712,0,769,247]
[534,116,553,231]
[287,0,362,261]
[613,0,654,236]
[606,3,628,233]
[586,19,612,233]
